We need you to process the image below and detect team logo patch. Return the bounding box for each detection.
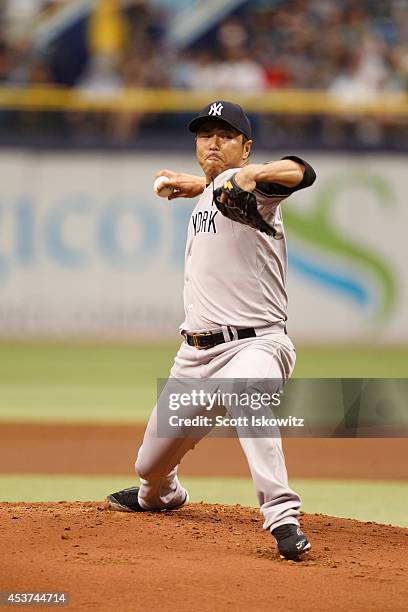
[223,180,233,191]
[208,102,223,117]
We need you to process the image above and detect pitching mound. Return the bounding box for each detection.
[1,502,407,611]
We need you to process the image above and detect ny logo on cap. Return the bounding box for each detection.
[208,102,223,117]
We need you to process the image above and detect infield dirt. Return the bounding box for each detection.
[2,425,408,610]
[2,502,408,611]
[1,424,408,479]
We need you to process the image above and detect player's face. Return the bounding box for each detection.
[195,121,252,181]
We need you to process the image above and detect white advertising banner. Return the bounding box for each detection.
[0,150,406,342]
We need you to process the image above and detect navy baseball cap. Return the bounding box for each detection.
[188,100,252,140]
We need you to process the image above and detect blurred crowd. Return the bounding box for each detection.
[0,0,407,148]
[176,1,408,94]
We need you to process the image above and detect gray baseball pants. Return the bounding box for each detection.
[135,325,301,532]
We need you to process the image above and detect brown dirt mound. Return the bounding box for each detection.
[1,502,407,611]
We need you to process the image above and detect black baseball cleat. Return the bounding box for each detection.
[106,486,189,513]
[272,524,311,560]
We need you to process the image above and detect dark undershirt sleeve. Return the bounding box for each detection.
[255,155,316,197]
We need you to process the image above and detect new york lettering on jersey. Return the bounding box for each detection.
[191,209,218,235]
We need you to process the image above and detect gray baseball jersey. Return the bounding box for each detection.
[181,156,314,332]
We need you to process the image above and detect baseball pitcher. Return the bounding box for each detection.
[107,100,316,561]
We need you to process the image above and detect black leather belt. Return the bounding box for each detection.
[184,327,256,350]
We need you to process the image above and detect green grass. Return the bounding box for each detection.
[1,474,407,528]
[295,346,408,377]
[0,343,176,423]
[0,343,407,423]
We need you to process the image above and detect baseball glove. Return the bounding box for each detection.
[213,173,276,236]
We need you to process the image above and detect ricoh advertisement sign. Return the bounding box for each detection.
[0,151,406,342]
